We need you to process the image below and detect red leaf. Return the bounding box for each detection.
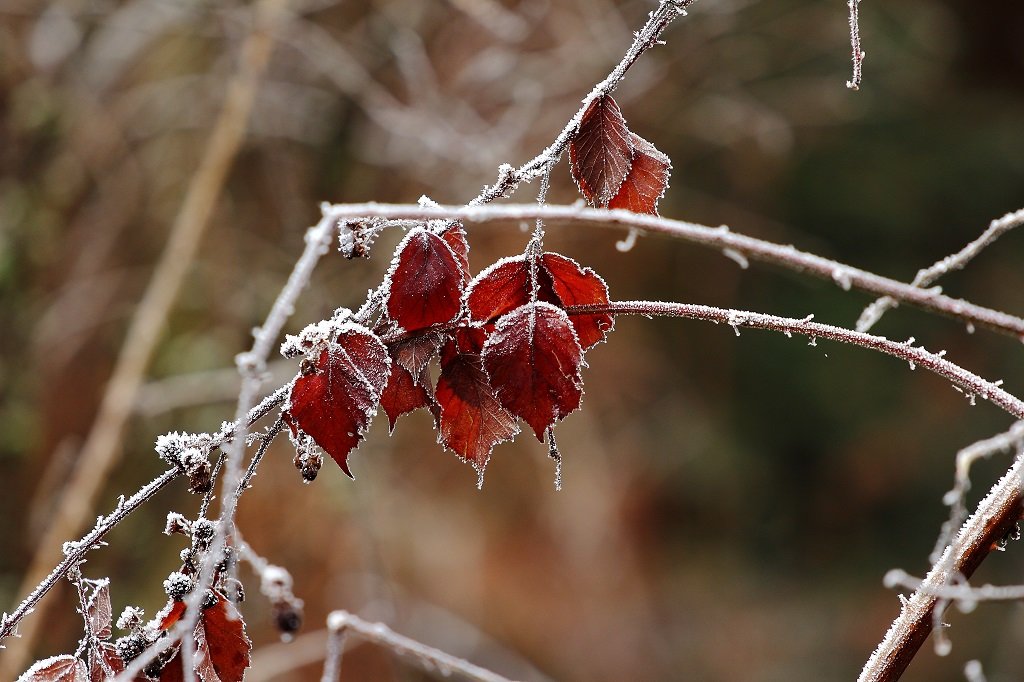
[436,330,518,473]
[284,324,390,477]
[466,254,612,350]
[537,253,613,350]
[464,256,530,327]
[89,643,124,682]
[386,228,464,331]
[392,332,444,377]
[159,600,187,630]
[195,595,251,682]
[155,594,250,682]
[440,222,470,280]
[608,133,670,215]
[482,302,584,440]
[18,655,88,682]
[380,362,433,433]
[568,94,634,207]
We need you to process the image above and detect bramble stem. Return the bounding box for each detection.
[0,468,179,641]
[322,203,1024,341]
[575,300,1024,418]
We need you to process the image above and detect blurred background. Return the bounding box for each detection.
[2,0,1023,679]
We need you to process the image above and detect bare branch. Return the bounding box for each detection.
[570,301,1024,420]
[858,455,1024,682]
[0,468,179,642]
[324,611,516,682]
[932,421,1024,563]
[322,202,1024,341]
[471,0,698,206]
[859,207,1024,333]
[846,0,865,90]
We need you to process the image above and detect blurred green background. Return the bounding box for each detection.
[1,0,1023,679]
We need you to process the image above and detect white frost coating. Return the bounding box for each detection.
[832,267,852,291]
[16,654,83,682]
[722,248,749,269]
[964,660,987,682]
[616,228,639,252]
[463,253,527,311]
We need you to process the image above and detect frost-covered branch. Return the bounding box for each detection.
[0,468,179,642]
[859,207,1024,333]
[323,203,1024,340]
[846,0,865,90]
[470,0,697,206]
[858,454,1024,682]
[573,301,1024,419]
[322,611,515,682]
[932,421,1024,563]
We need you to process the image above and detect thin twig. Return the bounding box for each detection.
[470,0,697,206]
[858,455,1024,682]
[931,421,1024,563]
[884,568,1024,605]
[0,468,179,642]
[858,207,1024,333]
[321,203,1024,341]
[236,416,286,495]
[570,301,1024,420]
[324,611,516,682]
[846,0,864,90]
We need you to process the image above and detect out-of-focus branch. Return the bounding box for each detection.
[1,0,287,674]
[321,202,1024,341]
[322,611,516,682]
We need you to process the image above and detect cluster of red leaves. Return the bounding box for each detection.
[284,224,614,479]
[18,586,250,682]
[568,94,671,215]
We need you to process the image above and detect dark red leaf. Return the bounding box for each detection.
[392,332,444,377]
[466,254,612,350]
[195,594,251,682]
[380,362,433,433]
[482,302,584,440]
[159,600,187,630]
[439,222,470,280]
[89,643,124,682]
[537,253,613,350]
[608,133,670,215]
[159,654,184,682]
[464,256,531,327]
[386,228,464,331]
[284,324,389,477]
[18,655,88,682]
[436,331,518,473]
[568,94,634,207]
[155,594,250,682]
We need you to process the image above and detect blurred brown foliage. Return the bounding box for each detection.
[2,0,1023,680]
